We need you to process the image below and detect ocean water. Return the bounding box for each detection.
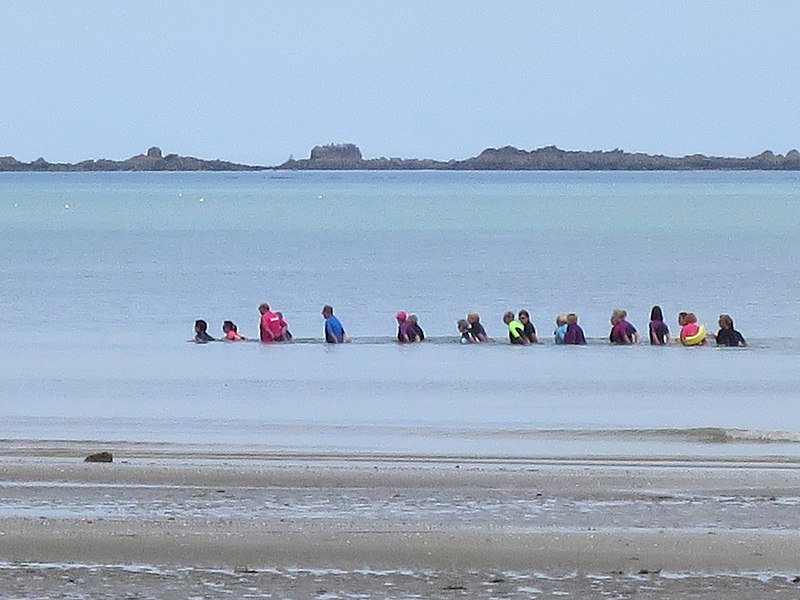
[1,170,799,459]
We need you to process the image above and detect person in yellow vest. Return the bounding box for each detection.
[503,311,529,345]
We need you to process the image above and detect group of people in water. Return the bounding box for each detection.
[194,302,348,344]
[454,306,745,347]
[193,303,747,347]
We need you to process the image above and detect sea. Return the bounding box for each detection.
[1,170,799,461]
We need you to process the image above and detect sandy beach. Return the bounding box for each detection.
[1,443,800,597]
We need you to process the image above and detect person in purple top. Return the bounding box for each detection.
[609,309,639,344]
[648,305,671,345]
[396,311,415,343]
[563,313,587,345]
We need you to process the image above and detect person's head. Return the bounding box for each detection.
[678,311,688,326]
[555,313,568,326]
[457,319,469,333]
[718,314,733,329]
[567,313,578,325]
[395,311,407,322]
[194,319,208,333]
[610,309,624,324]
[502,311,515,324]
[467,312,480,324]
[407,314,418,325]
[258,303,270,315]
[518,309,530,323]
[650,305,664,322]
[322,305,333,318]
[222,320,236,333]
[685,312,698,324]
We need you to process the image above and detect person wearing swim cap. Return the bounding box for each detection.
[503,311,529,345]
[396,311,412,343]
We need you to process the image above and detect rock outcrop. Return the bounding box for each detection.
[0,147,263,172]
[278,144,800,171]
[84,452,113,463]
[2,144,800,172]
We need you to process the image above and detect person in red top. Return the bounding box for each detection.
[258,303,285,342]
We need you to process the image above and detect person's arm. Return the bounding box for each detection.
[738,331,748,347]
[632,330,640,344]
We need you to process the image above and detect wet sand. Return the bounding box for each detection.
[1,444,800,597]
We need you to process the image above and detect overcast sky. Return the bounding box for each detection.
[1,2,798,164]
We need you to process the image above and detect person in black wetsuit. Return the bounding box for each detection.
[714,314,747,347]
[467,312,488,342]
[518,309,538,343]
[194,319,214,342]
[407,314,424,342]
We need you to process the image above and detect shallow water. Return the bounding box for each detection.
[1,171,798,459]
[2,562,799,600]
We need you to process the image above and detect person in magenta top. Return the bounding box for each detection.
[678,312,707,345]
[396,311,413,343]
[258,303,285,342]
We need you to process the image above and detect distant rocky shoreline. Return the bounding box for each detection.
[2,143,800,172]
[279,143,800,171]
[0,146,263,172]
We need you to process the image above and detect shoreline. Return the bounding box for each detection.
[1,449,800,570]
[2,449,799,596]
[3,143,800,172]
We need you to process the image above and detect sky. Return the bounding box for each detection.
[1,1,799,165]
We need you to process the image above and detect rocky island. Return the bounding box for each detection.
[0,146,262,172]
[2,143,800,171]
[279,143,800,171]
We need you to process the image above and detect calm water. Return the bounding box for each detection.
[1,171,799,458]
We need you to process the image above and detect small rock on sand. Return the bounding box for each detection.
[84,452,113,463]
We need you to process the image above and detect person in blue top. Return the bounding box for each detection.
[322,305,349,343]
